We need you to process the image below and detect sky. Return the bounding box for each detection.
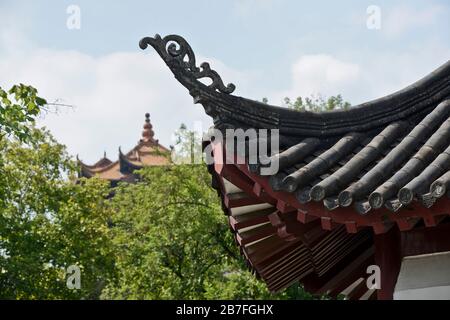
[0,0,449,163]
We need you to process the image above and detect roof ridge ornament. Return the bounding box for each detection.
[139,34,235,94]
[141,112,155,142]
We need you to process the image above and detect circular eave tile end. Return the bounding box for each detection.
[338,190,353,207]
[282,176,298,193]
[398,188,414,205]
[310,185,325,201]
[368,192,384,209]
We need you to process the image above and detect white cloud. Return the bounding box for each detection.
[268,43,450,107]
[0,40,248,163]
[0,0,255,165]
[271,54,361,104]
[291,54,360,96]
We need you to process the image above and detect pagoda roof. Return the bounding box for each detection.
[141,34,450,297]
[78,113,170,183]
[141,34,450,221]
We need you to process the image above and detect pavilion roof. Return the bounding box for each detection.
[78,113,170,184]
[141,34,450,297]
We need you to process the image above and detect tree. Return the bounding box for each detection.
[102,164,271,299]
[1,85,115,299]
[0,83,318,299]
[102,126,313,300]
[0,127,116,299]
[0,84,46,142]
[284,94,351,112]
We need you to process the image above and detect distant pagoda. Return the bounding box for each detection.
[78,113,171,186]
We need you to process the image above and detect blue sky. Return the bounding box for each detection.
[1,0,449,162]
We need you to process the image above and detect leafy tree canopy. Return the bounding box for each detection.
[0,127,116,299]
[0,84,46,142]
[100,126,313,300]
[0,84,318,300]
[103,163,312,300]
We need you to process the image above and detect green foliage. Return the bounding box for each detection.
[0,84,319,300]
[0,128,116,299]
[103,164,266,299]
[0,84,46,142]
[101,163,313,300]
[284,94,351,112]
[203,271,276,300]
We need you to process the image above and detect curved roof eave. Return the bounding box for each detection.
[140,34,450,137]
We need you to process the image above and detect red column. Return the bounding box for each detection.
[374,226,402,300]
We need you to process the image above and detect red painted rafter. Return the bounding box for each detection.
[210,140,450,234]
[232,161,389,233]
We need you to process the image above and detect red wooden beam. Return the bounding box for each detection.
[374,226,402,300]
[344,221,360,234]
[211,140,450,234]
[236,226,276,246]
[297,209,319,224]
[400,222,450,256]
[423,214,447,227]
[220,164,276,205]
[321,217,338,231]
[276,200,296,213]
[395,217,421,232]
[223,192,265,208]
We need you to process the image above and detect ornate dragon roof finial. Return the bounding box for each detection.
[139,34,236,95]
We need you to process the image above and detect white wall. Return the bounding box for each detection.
[394,251,450,300]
